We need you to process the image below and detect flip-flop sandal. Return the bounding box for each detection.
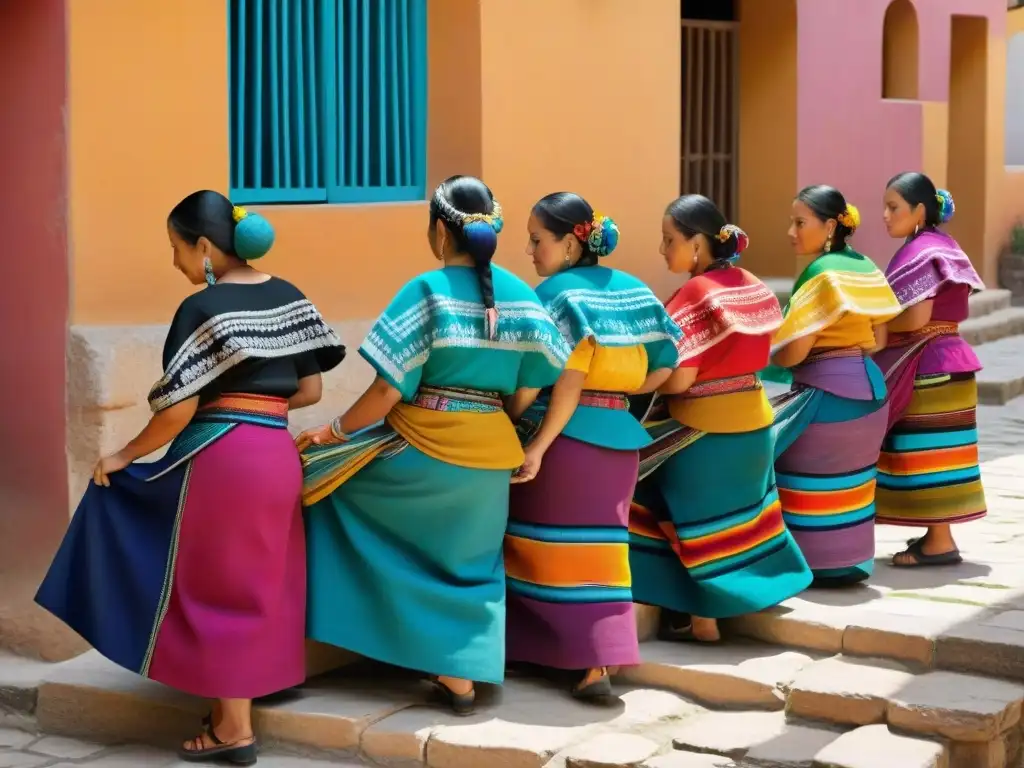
[892,538,963,568]
[428,676,476,717]
[177,725,258,765]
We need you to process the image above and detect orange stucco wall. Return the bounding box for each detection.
[68,0,682,323]
[736,0,798,277]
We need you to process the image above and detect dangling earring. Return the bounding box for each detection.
[564,248,572,267]
[913,223,920,236]
[204,258,217,286]
[824,233,833,253]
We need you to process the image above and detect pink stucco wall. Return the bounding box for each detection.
[0,1,69,578]
[796,0,1007,267]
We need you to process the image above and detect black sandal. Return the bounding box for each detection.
[572,668,614,703]
[429,677,476,716]
[177,725,258,765]
[892,538,963,568]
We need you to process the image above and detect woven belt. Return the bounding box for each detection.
[578,390,629,410]
[805,346,865,364]
[887,321,959,349]
[684,373,762,400]
[412,386,504,414]
[194,393,290,428]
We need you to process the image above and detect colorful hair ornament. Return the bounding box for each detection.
[935,189,955,224]
[584,213,619,257]
[231,205,248,223]
[837,204,861,232]
[718,224,749,255]
[461,200,504,233]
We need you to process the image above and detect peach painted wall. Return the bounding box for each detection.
[1001,8,1024,248]
[0,0,77,658]
[68,0,682,323]
[736,0,799,277]
[795,0,1008,284]
[475,0,681,299]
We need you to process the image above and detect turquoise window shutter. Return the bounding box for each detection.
[229,0,427,206]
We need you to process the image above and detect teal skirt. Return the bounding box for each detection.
[305,445,511,683]
[629,427,812,619]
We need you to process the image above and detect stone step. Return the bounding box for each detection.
[33,651,712,768]
[723,579,1024,680]
[664,710,947,768]
[786,655,1024,760]
[617,639,818,711]
[969,288,1013,319]
[976,334,1024,404]
[960,306,1024,348]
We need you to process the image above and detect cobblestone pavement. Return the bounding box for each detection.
[3,403,1024,767]
[0,730,360,767]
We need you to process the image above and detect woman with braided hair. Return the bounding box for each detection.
[628,194,812,645]
[297,176,570,715]
[505,192,682,701]
[874,173,987,567]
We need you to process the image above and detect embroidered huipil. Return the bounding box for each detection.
[666,268,783,433]
[527,266,683,450]
[301,264,571,503]
[883,230,985,375]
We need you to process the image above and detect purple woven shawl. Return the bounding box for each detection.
[885,230,984,308]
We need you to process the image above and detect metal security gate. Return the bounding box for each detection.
[680,19,739,221]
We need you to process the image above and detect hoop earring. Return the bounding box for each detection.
[204,258,217,286]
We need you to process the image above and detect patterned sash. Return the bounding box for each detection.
[149,394,290,481]
[637,374,761,480]
[301,386,502,505]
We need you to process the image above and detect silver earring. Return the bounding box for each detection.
[204,258,216,286]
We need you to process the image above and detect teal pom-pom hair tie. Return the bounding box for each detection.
[231,205,276,260]
[935,189,956,224]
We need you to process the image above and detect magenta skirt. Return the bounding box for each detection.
[38,403,306,699]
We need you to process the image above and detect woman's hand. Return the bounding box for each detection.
[294,424,345,452]
[511,442,547,484]
[93,452,131,487]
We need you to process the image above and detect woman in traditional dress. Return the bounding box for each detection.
[873,173,987,566]
[766,185,902,587]
[297,176,569,716]
[628,195,812,643]
[505,192,682,700]
[36,191,345,765]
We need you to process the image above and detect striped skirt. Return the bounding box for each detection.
[876,373,987,525]
[773,388,889,583]
[629,427,812,619]
[505,435,640,670]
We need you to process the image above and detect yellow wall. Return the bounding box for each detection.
[736,0,798,277]
[68,0,683,323]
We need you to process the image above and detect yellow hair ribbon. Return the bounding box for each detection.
[232,205,249,223]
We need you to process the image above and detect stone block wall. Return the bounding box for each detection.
[66,320,375,515]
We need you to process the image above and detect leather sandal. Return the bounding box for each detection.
[177,725,258,765]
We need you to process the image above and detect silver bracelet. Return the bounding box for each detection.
[330,416,350,442]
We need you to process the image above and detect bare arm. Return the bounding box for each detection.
[887,300,934,333]
[288,374,323,410]
[528,369,586,453]
[771,335,817,368]
[336,376,403,435]
[658,366,699,396]
[632,368,673,395]
[505,387,541,422]
[118,397,200,462]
